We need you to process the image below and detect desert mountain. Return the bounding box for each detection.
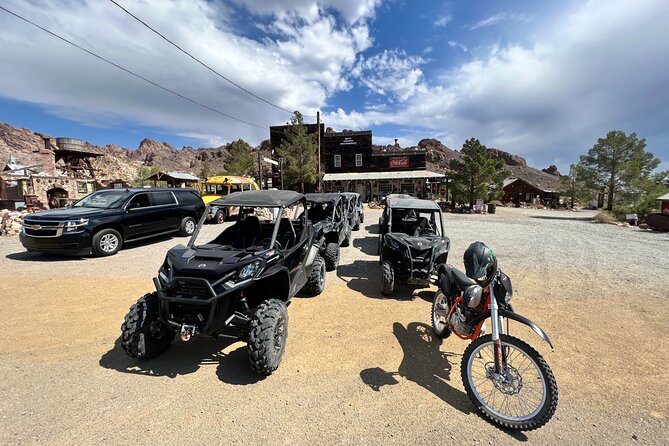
[1,121,560,191]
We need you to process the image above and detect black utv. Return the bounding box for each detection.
[120,190,326,376]
[378,197,450,296]
[342,192,364,231]
[304,193,351,271]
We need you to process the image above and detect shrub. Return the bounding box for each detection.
[594,210,619,224]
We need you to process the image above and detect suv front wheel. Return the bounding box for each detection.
[92,228,123,256]
[179,216,196,236]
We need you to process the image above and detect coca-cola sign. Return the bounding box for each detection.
[389,157,409,168]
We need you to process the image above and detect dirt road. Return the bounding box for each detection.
[0,207,667,445]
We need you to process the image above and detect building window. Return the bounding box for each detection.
[401,183,415,194]
[355,153,362,167]
[334,155,341,168]
[77,181,88,194]
[113,183,123,189]
[378,183,392,195]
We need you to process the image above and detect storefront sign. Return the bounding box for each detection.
[340,137,357,146]
[389,157,409,168]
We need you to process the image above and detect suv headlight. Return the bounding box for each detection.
[63,218,89,233]
[238,260,262,280]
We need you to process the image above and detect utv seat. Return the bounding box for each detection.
[233,216,261,249]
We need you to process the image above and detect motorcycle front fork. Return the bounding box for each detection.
[489,285,506,375]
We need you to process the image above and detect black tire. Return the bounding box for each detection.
[360,213,364,224]
[353,217,360,231]
[248,299,288,375]
[214,209,225,224]
[431,291,452,339]
[304,255,326,296]
[461,334,558,431]
[179,216,196,236]
[341,227,352,247]
[381,261,394,295]
[323,242,340,271]
[92,228,123,257]
[120,293,174,359]
[377,233,383,255]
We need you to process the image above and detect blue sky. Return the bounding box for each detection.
[0,0,668,172]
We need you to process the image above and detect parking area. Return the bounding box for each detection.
[1,207,668,445]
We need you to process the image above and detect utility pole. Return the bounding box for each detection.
[317,110,321,192]
[280,157,284,191]
[257,151,263,189]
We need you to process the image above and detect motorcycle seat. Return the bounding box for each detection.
[439,264,477,297]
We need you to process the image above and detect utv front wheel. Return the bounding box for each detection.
[120,293,174,359]
[342,227,352,247]
[323,242,340,271]
[304,255,326,296]
[382,261,394,295]
[248,299,288,375]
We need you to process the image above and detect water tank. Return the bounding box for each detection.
[55,137,86,151]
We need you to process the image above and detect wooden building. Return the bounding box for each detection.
[146,171,200,188]
[321,130,443,201]
[502,177,561,206]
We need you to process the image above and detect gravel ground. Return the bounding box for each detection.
[0,207,667,445]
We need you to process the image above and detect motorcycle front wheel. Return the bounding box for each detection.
[461,334,558,431]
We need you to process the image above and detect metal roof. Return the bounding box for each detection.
[387,197,441,211]
[305,193,343,204]
[322,170,444,181]
[657,192,669,201]
[155,171,200,181]
[211,190,304,207]
[340,192,360,197]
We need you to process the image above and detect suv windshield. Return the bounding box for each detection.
[390,208,442,236]
[73,191,130,209]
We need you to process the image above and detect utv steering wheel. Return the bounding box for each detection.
[260,238,283,250]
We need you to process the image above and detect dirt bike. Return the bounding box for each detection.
[432,264,558,431]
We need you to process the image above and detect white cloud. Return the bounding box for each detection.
[434,15,452,27]
[422,46,433,54]
[327,0,669,169]
[0,0,377,146]
[448,40,468,52]
[468,12,529,31]
[350,49,427,102]
[231,0,382,24]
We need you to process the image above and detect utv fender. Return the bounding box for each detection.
[252,266,290,301]
[304,244,321,270]
[499,309,554,349]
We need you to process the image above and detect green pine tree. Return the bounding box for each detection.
[224,139,254,176]
[275,111,318,192]
[575,131,660,211]
[449,138,509,208]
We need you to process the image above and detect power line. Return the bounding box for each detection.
[0,5,266,130]
[109,0,315,118]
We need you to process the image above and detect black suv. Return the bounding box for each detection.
[305,193,351,270]
[19,188,204,257]
[378,197,450,295]
[120,190,326,375]
[342,192,364,231]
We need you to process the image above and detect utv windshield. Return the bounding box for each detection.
[306,201,337,222]
[390,208,443,237]
[191,202,306,251]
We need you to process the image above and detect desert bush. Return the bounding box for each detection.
[594,210,619,224]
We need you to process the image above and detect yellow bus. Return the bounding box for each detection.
[200,175,259,223]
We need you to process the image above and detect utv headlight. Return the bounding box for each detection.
[238,260,262,280]
[158,257,173,284]
[385,236,401,251]
[63,218,89,233]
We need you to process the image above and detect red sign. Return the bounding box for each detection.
[389,157,409,168]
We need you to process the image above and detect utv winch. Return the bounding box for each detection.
[304,193,351,271]
[120,190,326,375]
[378,197,450,295]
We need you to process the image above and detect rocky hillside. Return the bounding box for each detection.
[1,121,560,190]
[0,122,274,180]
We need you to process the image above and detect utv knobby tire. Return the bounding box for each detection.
[353,218,360,231]
[304,255,326,296]
[248,299,288,375]
[341,227,352,247]
[323,242,340,271]
[178,216,196,236]
[92,228,123,257]
[381,261,394,295]
[461,334,558,431]
[120,293,174,359]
